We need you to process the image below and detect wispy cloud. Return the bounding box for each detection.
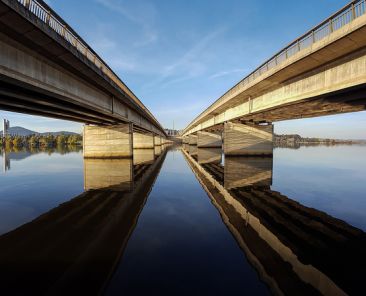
[142,26,228,90]
[208,68,246,79]
[163,27,226,77]
[86,22,147,74]
[95,0,158,47]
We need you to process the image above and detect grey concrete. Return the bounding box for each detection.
[0,0,166,137]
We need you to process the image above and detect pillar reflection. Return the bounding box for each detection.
[188,144,197,156]
[197,148,222,164]
[154,145,162,156]
[224,156,273,189]
[84,158,133,191]
[133,148,155,165]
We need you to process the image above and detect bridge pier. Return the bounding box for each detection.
[197,131,222,148]
[154,136,162,146]
[83,124,133,158]
[133,132,155,149]
[224,122,273,156]
[189,134,198,145]
[182,136,189,144]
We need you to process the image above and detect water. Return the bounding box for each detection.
[0,144,365,295]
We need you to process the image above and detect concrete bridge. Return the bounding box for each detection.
[182,147,366,296]
[0,0,168,158]
[183,0,366,155]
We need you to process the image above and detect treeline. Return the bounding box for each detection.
[274,134,362,149]
[1,144,82,155]
[274,134,357,144]
[0,134,82,147]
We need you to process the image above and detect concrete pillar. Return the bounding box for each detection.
[189,134,197,145]
[183,136,189,144]
[83,124,132,158]
[133,132,154,149]
[224,156,273,189]
[154,135,162,146]
[197,131,222,148]
[224,122,273,156]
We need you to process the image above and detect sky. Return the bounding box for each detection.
[1,0,365,139]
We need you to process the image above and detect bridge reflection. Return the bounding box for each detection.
[0,146,167,295]
[182,147,365,296]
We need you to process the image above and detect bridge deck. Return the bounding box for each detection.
[0,0,165,136]
[183,0,366,135]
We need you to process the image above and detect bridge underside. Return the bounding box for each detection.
[183,83,366,156]
[231,84,366,123]
[198,84,366,133]
[0,79,123,125]
[183,11,366,155]
[0,0,166,141]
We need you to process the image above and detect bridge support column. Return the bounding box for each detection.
[197,131,222,148]
[189,134,197,145]
[154,135,162,146]
[224,122,273,156]
[83,124,132,158]
[133,132,154,149]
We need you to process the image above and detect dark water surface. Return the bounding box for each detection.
[0,144,365,295]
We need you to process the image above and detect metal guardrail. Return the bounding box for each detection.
[184,0,366,133]
[15,0,163,131]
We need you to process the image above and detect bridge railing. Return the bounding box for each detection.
[184,0,366,133]
[16,0,162,130]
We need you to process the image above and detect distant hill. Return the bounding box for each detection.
[1,126,36,136]
[40,131,79,136]
[0,126,79,136]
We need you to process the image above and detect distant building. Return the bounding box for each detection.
[164,129,180,136]
[2,119,9,138]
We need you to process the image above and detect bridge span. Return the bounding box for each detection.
[0,0,168,157]
[182,0,366,155]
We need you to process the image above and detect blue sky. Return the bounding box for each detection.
[1,0,365,138]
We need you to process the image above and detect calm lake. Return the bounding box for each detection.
[0,144,365,295]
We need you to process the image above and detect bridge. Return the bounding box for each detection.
[0,0,168,158]
[182,0,366,155]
